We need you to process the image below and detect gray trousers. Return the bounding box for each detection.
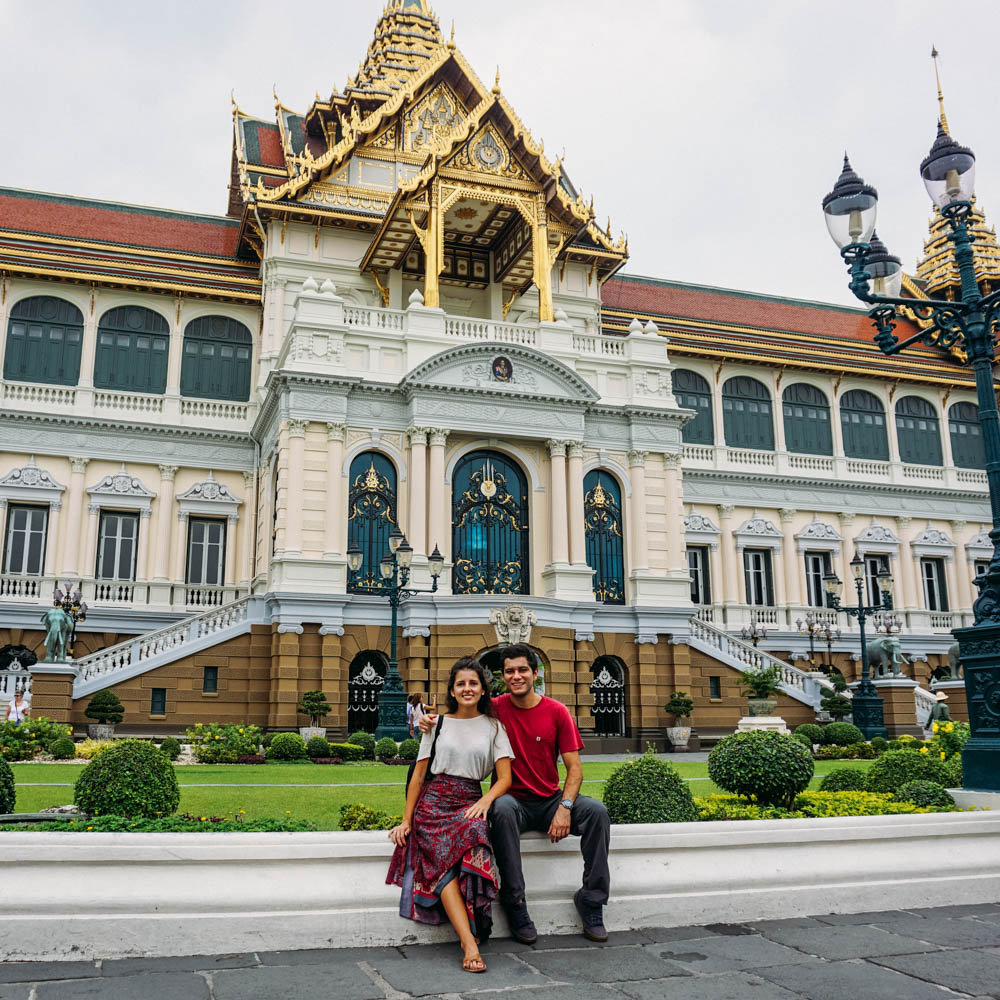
[489,792,611,909]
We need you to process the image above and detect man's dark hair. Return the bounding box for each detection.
[500,643,537,672]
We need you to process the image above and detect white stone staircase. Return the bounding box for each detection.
[72,596,261,699]
[913,685,936,728]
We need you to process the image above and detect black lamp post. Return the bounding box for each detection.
[346,530,444,741]
[822,554,894,739]
[823,119,1000,789]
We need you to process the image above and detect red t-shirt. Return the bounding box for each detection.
[492,694,585,800]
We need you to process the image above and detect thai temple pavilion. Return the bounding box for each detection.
[0,0,992,746]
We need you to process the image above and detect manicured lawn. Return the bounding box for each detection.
[8,758,874,830]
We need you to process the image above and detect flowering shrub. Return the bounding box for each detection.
[927,720,970,761]
[0,717,72,761]
[184,723,261,763]
[339,803,402,830]
[813,742,876,760]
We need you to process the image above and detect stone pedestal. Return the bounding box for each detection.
[871,678,922,738]
[27,663,78,724]
[540,563,597,602]
[736,716,789,734]
[930,679,968,724]
[953,620,1000,792]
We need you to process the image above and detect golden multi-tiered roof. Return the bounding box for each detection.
[913,198,1000,299]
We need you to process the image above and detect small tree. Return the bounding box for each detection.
[820,689,853,720]
[297,690,331,727]
[739,663,782,699]
[84,689,124,725]
[664,691,694,722]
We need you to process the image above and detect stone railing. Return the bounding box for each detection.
[74,596,251,687]
[572,333,626,357]
[94,389,164,416]
[343,304,406,331]
[1,381,77,408]
[846,458,891,478]
[446,316,537,345]
[0,573,55,600]
[0,668,30,700]
[726,447,777,470]
[901,463,945,482]
[179,398,250,422]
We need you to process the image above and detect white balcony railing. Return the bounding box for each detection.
[447,316,537,345]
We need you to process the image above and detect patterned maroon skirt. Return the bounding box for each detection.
[386,773,499,938]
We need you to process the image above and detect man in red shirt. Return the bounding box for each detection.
[421,643,610,943]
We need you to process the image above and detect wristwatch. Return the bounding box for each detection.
[560,798,574,810]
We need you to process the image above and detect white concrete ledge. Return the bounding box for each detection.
[2,811,999,961]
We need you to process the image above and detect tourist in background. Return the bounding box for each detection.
[5,687,29,725]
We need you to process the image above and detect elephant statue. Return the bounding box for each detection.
[40,606,74,663]
[944,641,963,679]
[866,636,908,678]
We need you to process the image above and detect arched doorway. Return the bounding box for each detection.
[346,650,388,733]
[452,450,529,594]
[590,655,626,737]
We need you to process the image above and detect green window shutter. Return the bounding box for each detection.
[783,383,833,455]
[94,306,169,393]
[674,369,714,444]
[722,376,774,450]
[4,296,83,386]
[180,316,253,402]
[895,396,943,466]
[949,402,985,469]
[840,389,889,461]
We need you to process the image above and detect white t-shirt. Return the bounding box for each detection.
[417,714,514,781]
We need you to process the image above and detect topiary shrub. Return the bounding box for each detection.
[818,767,868,792]
[794,724,825,745]
[84,689,124,725]
[822,722,864,746]
[792,732,812,750]
[375,737,398,761]
[73,740,179,818]
[0,755,14,813]
[942,753,963,788]
[895,780,955,809]
[603,749,697,824]
[870,736,888,753]
[347,731,376,760]
[266,732,308,760]
[340,803,402,830]
[397,738,420,761]
[328,742,364,762]
[296,690,331,727]
[708,731,815,808]
[306,735,331,759]
[159,737,181,761]
[47,736,76,760]
[864,749,950,795]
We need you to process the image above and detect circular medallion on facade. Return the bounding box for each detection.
[480,478,497,498]
[492,356,512,382]
[473,131,503,170]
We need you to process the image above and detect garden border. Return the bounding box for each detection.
[3,810,999,961]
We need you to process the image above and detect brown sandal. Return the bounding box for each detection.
[462,953,487,973]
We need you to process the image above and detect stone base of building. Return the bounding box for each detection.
[872,678,923,738]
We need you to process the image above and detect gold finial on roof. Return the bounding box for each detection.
[931,45,950,135]
[493,66,501,95]
[230,90,238,118]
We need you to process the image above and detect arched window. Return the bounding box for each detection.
[722,376,774,450]
[590,655,626,737]
[949,402,985,470]
[181,316,253,402]
[782,383,832,455]
[95,306,169,394]
[347,452,398,594]
[4,296,83,386]
[674,369,713,444]
[584,470,625,604]
[840,389,889,460]
[452,450,529,595]
[895,396,943,466]
[346,650,388,734]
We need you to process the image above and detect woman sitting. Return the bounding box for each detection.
[387,657,513,974]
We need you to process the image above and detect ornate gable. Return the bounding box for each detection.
[444,121,530,182]
[403,82,468,153]
[87,464,156,513]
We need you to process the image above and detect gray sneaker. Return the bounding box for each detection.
[574,889,608,943]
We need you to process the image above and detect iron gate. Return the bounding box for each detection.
[347,653,387,733]
[590,656,626,737]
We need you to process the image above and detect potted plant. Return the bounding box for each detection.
[664,691,694,751]
[739,663,782,717]
[84,689,124,739]
[297,690,331,741]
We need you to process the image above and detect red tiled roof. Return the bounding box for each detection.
[0,189,241,257]
[256,125,285,168]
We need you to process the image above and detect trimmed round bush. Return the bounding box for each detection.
[794,724,825,745]
[306,736,331,759]
[603,752,697,824]
[0,756,14,813]
[48,736,76,760]
[864,749,950,795]
[708,731,815,808]
[374,737,398,760]
[266,732,308,761]
[73,740,179,818]
[159,737,181,761]
[397,738,420,761]
[942,753,963,788]
[347,731,376,760]
[888,739,903,750]
[818,767,868,792]
[822,722,864,746]
[895,780,955,808]
[328,742,364,762]
[870,736,888,752]
[792,732,812,750]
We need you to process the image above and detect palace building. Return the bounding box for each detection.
[0,0,992,746]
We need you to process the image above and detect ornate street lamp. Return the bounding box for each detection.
[796,610,839,670]
[822,112,1000,788]
[52,582,87,658]
[348,536,444,740]
[741,610,768,648]
[819,621,842,673]
[822,554,894,739]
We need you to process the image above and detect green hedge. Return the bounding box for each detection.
[375,737,399,760]
[306,736,331,759]
[793,724,825,745]
[708,731,814,808]
[822,722,864,746]
[328,742,364,762]
[603,751,697,824]
[895,780,955,808]
[864,749,950,795]
[47,736,76,760]
[159,737,181,761]
[74,740,179,819]
[347,732,376,760]
[339,803,401,830]
[0,756,14,813]
[185,723,261,763]
[266,732,308,761]
[818,767,868,792]
[397,738,420,760]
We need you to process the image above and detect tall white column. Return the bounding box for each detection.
[408,427,428,556]
[663,452,685,572]
[566,441,586,565]
[428,429,449,558]
[60,457,89,575]
[225,514,238,585]
[780,508,800,606]
[951,521,973,611]
[165,295,184,396]
[240,470,256,583]
[135,509,151,581]
[895,517,919,611]
[80,503,100,579]
[174,512,189,585]
[153,464,178,581]
[45,501,62,576]
[773,379,787,454]
[717,504,737,606]
[838,513,856,594]
[548,440,569,565]
[284,420,308,555]
[324,424,345,557]
[78,298,98,390]
[628,450,649,571]
[712,370,725,447]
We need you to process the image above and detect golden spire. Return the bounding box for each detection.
[931,45,950,134]
[493,66,501,95]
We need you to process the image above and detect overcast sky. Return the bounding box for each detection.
[1,0,998,307]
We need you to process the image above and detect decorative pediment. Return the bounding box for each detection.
[0,458,65,507]
[733,510,783,551]
[965,525,992,561]
[795,515,842,554]
[854,518,900,558]
[176,472,243,521]
[911,523,955,561]
[87,464,156,513]
[684,508,720,550]
[403,81,468,154]
[444,122,530,181]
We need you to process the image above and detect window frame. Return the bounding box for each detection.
[840,389,889,461]
[202,666,219,694]
[95,510,139,582]
[674,369,714,445]
[895,396,943,467]
[743,548,774,606]
[803,551,832,608]
[150,688,166,715]
[722,376,774,451]
[3,295,84,387]
[687,545,712,605]
[180,315,253,403]
[864,554,889,607]
[185,517,227,587]
[94,305,170,395]
[948,401,985,470]
[782,384,833,456]
[2,503,48,576]
[921,557,949,612]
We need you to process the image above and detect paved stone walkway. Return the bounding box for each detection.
[2,903,999,999]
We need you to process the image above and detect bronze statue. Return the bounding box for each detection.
[40,606,74,662]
